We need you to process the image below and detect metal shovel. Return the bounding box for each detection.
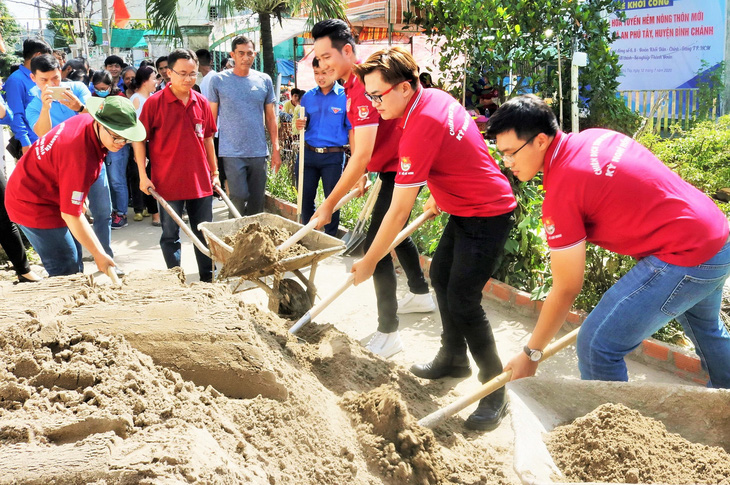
[342,177,381,256]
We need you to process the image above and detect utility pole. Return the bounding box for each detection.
[35,0,42,35]
[101,0,111,55]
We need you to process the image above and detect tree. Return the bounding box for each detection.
[47,4,77,48]
[0,0,21,78]
[410,0,638,133]
[146,0,345,82]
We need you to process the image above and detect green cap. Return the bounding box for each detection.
[86,96,146,142]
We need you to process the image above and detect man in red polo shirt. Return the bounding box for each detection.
[486,94,730,388]
[351,47,517,431]
[133,48,219,283]
[310,20,435,359]
[7,96,146,277]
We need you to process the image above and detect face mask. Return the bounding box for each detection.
[95,89,110,98]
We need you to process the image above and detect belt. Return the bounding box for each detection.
[305,143,347,154]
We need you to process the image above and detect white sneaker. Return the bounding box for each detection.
[366,331,403,359]
[397,292,436,314]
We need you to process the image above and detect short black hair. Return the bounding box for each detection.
[131,65,157,91]
[91,69,113,87]
[312,57,320,69]
[231,35,255,52]
[486,94,559,140]
[168,48,198,69]
[311,19,355,52]
[104,54,125,67]
[30,53,59,74]
[195,49,211,66]
[22,38,52,61]
[139,59,155,69]
[155,56,168,69]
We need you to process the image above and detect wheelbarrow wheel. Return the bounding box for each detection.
[277,278,312,320]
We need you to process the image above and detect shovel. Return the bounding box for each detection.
[289,208,435,334]
[342,177,381,256]
[149,188,212,258]
[417,326,580,429]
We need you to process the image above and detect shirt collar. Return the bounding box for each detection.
[399,87,423,129]
[19,65,31,77]
[315,82,344,96]
[543,130,565,177]
[163,85,198,105]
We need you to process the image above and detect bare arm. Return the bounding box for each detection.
[33,85,54,137]
[61,212,115,273]
[204,136,219,187]
[505,242,586,379]
[209,101,218,122]
[133,141,154,195]
[264,103,281,172]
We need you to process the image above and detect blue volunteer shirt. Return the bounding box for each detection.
[3,65,38,147]
[26,81,92,130]
[0,96,13,125]
[300,82,350,148]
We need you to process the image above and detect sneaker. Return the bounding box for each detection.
[111,213,128,229]
[397,292,436,314]
[133,212,144,222]
[182,208,189,222]
[142,209,150,217]
[366,331,403,359]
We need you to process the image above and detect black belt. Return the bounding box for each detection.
[305,143,347,154]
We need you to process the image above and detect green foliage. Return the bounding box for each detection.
[47,4,76,48]
[0,0,21,78]
[639,115,730,216]
[693,60,725,122]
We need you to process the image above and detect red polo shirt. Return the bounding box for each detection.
[139,87,216,201]
[342,71,399,173]
[6,115,106,229]
[542,129,729,266]
[395,88,516,218]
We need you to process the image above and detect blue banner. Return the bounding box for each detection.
[623,0,674,10]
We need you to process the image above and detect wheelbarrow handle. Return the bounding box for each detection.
[148,188,211,258]
[278,180,372,253]
[417,327,581,429]
[214,184,242,219]
[290,208,435,334]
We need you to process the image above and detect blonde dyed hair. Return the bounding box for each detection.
[352,46,419,90]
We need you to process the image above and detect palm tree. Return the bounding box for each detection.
[146,0,346,82]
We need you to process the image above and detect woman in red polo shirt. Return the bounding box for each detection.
[351,47,517,432]
[6,96,146,277]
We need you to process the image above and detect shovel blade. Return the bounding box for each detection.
[342,231,367,256]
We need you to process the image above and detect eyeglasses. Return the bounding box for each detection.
[498,134,537,164]
[103,125,129,145]
[169,67,199,80]
[365,83,399,103]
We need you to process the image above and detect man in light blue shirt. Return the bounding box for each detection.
[294,57,351,235]
[25,53,116,269]
[209,35,281,216]
[3,38,52,155]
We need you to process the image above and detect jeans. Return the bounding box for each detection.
[0,169,31,275]
[18,225,83,276]
[577,237,730,388]
[294,150,344,236]
[87,163,113,257]
[222,157,267,216]
[365,172,431,333]
[430,212,515,382]
[106,144,130,215]
[159,196,214,282]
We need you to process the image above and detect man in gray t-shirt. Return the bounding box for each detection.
[209,35,281,215]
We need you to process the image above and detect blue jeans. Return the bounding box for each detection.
[294,150,344,236]
[106,144,130,215]
[577,237,730,388]
[159,196,214,282]
[87,163,113,257]
[222,157,267,216]
[18,225,83,276]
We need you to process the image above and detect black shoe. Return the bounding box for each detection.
[410,347,472,380]
[465,391,508,431]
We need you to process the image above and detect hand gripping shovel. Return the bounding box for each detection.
[289,208,435,334]
[342,178,381,256]
[417,327,580,429]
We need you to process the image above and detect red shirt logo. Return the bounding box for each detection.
[400,156,412,172]
[358,106,369,119]
[543,216,556,236]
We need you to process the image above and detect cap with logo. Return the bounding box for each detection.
[86,96,146,142]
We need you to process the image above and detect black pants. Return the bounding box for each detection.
[0,169,31,276]
[430,212,514,382]
[129,161,158,215]
[364,171,430,333]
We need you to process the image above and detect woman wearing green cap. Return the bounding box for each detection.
[6,96,146,277]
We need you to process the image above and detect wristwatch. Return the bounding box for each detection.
[523,345,543,362]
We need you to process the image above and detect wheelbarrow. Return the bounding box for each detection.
[507,377,730,484]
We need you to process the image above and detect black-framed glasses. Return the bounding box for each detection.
[498,134,537,164]
[103,125,129,145]
[365,83,398,103]
[169,67,198,79]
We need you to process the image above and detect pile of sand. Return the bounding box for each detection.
[546,402,730,484]
[0,270,513,484]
